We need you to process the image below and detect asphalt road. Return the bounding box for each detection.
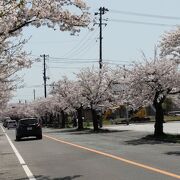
[1,124,180,180]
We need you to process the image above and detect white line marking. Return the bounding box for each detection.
[22,165,36,180]
[1,126,5,133]
[0,125,36,180]
[45,134,180,179]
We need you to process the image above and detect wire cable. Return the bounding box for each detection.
[109,18,177,27]
[72,25,109,58]
[110,9,180,20]
[62,28,99,58]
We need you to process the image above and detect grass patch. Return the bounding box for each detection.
[103,120,111,125]
[149,115,180,122]
[164,115,180,122]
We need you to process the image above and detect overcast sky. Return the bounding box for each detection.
[11,0,180,103]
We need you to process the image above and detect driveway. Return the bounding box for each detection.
[103,121,180,134]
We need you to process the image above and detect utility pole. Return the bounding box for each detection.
[33,89,36,100]
[95,7,109,69]
[40,54,49,98]
[123,65,126,79]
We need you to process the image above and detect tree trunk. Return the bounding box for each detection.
[57,114,61,128]
[91,106,99,131]
[154,101,164,137]
[61,110,66,128]
[77,106,83,130]
[44,114,48,126]
[49,113,53,124]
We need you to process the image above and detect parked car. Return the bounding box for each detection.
[16,118,42,141]
[7,120,17,129]
[3,117,12,128]
[168,111,180,116]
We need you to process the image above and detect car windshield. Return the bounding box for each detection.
[19,119,38,125]
[4,117,11,121]
[9,121,16,124]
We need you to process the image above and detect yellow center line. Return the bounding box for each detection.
[44,134,180,179]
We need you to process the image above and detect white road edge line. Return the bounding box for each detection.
[0,125,36,180]
[1,126,5,133]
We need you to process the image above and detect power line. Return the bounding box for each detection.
[49,57,98,61]
[31,54,133,65]
[68,37,98,58]
[49,59,131,64]
[49,61,98,64]
[109,18,177,27]
[46,66,82,69]
[61,29,98,58]
[23,85,44,88]
[35,62,132,69]
[29,39,84,44]
[34,56,132,63]
[74,26,108,59]
[110,9,180,20]
[68,28,99,58]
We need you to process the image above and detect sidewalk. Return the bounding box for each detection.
[0,125,27,180]
[103,121,180,135]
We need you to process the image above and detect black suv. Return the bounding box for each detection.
[16,118,42,141]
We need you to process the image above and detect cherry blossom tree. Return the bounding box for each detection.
[0,0,90,39]
[51,76,85,130]
[31,96,70,127]
[50,95,72,128]
[3,102,36,120]
[76,66,115,131]
[124,52,180,137]
[0,38,32,108]
[0,0,91,107]
[0,82,12,107]
[159,27,180,64]
[32,98,53,124]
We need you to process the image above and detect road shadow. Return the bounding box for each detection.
[165,151,180,156]
[14,137,42,142]
[15,174,82,180]
[45,128,84,134]
[45,128,129,135]
[0,152,14,155]
[125,134,180,145]
[70,129,129,135]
